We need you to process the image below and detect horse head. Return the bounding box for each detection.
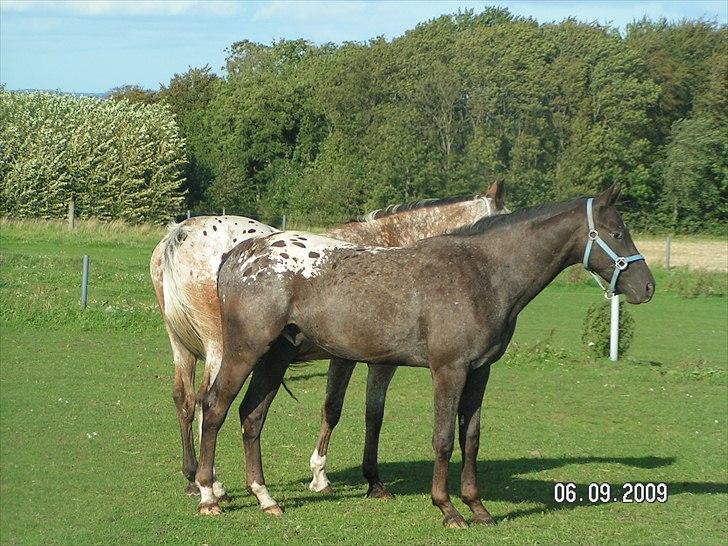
[583,183,655,304]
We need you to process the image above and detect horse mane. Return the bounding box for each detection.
[356,194,480,222]
[448,197,584,236]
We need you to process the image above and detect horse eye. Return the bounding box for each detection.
[611,232,623,240]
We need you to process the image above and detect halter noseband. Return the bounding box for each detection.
[582,198,644,298]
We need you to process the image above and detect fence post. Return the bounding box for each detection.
[68,198,75,230]
[187,210,191,220]
[664,235,671,270]
[609,294,619,362]
[80,255,90,309]
[281,214,287,231]
[222,207,226,216]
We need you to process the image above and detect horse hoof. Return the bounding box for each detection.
[472,512,496,526]
[318,485,334,495]
[197,502,222,516]
[217,493,232,503]
[263,504,284,517]
[443,515,468,529]
[366,485,394,500]
[185,482,200,496]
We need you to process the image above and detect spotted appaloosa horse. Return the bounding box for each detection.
[150,183,506,502]
[199,184,654,527]
[150,216,277,500]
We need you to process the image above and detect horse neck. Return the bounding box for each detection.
[465,203,584,317]
[325,198,490,247]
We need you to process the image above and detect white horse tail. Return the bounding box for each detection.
[161,223,206,359]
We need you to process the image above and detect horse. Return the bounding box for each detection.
[198,183,654,528]
[149,183,506,501]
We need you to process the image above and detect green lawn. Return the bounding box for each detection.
[1,221,726,544]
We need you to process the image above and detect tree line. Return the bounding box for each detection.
[3,8,726,231]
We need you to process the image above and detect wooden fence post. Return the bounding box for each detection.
[664,235,671,270]
[68,198,75,230]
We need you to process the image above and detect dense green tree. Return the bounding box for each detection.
[106,85,157,104]
[661,116,727,232]
[156,66,221,207]
[147,10,719,232]
[6,9,724,232]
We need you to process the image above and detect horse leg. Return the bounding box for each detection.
[309,358,356,493]
[166,325,199,496]
[195,332,279,515]
[196,350,230,502]
[238,337,298,516]
[430,364,469,529]
[362,364,397,499]
[458,364,495,525]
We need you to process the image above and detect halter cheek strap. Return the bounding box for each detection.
[583,198,644,298]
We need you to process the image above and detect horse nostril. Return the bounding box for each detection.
[646,282,654,295]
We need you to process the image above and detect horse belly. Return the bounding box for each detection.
[291,285,426,366]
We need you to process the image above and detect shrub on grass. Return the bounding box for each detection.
[662,267,727,298]
[581,299,635,357]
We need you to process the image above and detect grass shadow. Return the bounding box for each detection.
[271,455,726,521]
[283,370,328,382]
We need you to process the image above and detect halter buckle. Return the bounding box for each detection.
[588,229,598,240]
[615,257,628,270]
[604,290,614,300]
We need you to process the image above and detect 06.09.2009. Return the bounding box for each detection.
[554,482,668,503]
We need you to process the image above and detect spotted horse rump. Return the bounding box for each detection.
[233,232,388,284]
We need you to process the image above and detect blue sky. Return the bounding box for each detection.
[1,1,726,93]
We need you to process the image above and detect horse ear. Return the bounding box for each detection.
[485,181,505,209]
[596,182,621,207]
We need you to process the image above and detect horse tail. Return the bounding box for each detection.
[161,222,206,359]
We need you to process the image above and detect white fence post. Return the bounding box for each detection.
[610,294,619,361]
[281,214,287,231]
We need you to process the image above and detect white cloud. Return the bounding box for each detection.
[0,0,240,16]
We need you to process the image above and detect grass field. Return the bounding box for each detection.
[1,220,727,545]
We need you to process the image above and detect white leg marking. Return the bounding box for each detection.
[197,483,216,505]
[309,448,331,492]
[250,481,277,509]
[213,478,227,497]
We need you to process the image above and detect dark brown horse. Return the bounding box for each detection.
[198,184,654,527]
[150,184,506,501]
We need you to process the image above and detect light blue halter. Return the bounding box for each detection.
[582,198,644,298]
